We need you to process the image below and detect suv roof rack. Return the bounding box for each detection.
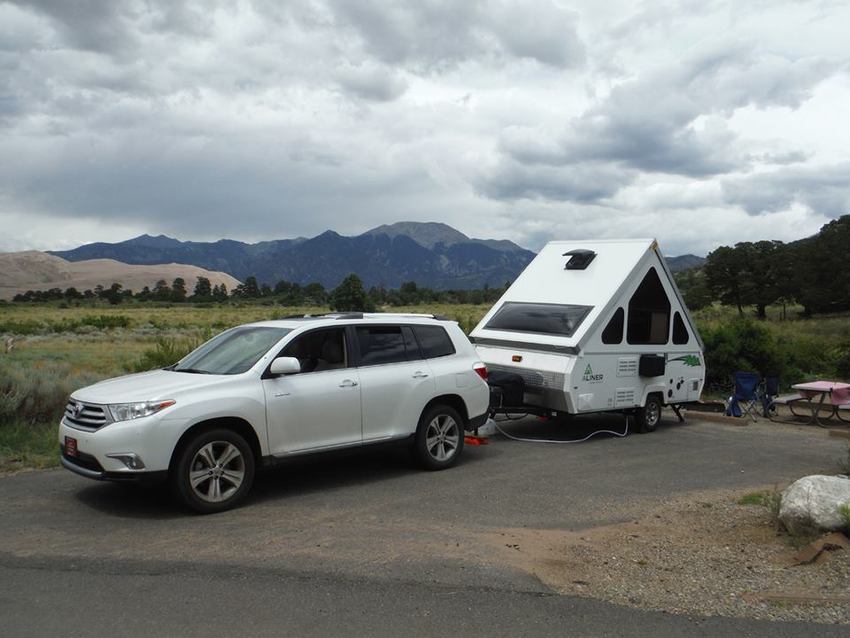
[274,312,452,322]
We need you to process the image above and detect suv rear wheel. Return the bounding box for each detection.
[172,428,256,514]
[413,404,465,470]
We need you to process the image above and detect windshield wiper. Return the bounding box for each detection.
[172,368,213,374]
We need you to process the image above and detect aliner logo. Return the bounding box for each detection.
[582,363,603,383]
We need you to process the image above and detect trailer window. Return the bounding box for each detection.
[672,312,689,345]
[601,308,624,344]
[627,267,670,345]
[484,302,592,337]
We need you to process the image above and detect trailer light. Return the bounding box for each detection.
[512,355,522,362]
[473,363,488,381]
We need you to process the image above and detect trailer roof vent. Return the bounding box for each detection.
[563,249,596,270]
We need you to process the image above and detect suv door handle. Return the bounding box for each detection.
[412,371,429,379]
[339,379,358,388]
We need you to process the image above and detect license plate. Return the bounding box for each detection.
[65,436,78,457]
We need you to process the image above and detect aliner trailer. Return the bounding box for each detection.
[470,239,705,432]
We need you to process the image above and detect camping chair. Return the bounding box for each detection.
[725,371,761,421]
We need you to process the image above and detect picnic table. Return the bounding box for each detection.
[789,380,850,426]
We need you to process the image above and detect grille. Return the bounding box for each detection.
[64,400,110,430]
[488,364,564,390]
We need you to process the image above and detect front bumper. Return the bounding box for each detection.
[58,412,180,481]
[60,450,167,484]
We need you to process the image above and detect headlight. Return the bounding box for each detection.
[108,400,176,423]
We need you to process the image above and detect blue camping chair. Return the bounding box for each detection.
[725,371,761,421]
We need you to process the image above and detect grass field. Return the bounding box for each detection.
[1,301,848,472]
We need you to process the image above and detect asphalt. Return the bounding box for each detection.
[1,414,847,636]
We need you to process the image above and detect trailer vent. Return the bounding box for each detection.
[615,388,636,407]
[617,358,638,377]
[563,249,596,270]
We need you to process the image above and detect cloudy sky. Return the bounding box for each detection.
[1,0,849,256]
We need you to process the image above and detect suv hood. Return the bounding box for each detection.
[72,369,235,405]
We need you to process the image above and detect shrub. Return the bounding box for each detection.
[0,358,99,426]
[701,317,783,387]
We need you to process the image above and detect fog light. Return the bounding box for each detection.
[106,453,146,470]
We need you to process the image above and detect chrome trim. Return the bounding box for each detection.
[63,399,112,431]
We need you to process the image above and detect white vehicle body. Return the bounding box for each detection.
[470,239,705,417]
[59,315,489,510]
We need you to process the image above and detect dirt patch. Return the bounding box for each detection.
[478,487,850,624]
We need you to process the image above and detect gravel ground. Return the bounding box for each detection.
[489,487,850,624]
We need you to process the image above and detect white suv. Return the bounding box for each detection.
[59,314,490,513]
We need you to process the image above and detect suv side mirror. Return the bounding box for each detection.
[270,356,301,376]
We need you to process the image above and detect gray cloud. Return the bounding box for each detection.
[334,63,408,102]
[478,160,635,203]
[722,163,850,216]
[0,1,849,256]
[325,0,585,70]
[477,41,837,205]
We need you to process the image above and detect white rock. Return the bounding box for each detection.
[779,475,850,534]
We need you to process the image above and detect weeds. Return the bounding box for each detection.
[737,488,783,530]
[838,503,850,532]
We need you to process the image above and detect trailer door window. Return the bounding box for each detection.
[627,268,671,345]
[484,302,592,337]
[601,308,624,344]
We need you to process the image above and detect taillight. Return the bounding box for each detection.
[473,362,488,381]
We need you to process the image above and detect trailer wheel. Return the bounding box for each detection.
[635,394,662,433]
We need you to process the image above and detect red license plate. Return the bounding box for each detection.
[65,436,78,457]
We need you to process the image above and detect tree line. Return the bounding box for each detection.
[11,274,509,310]
[675,215,850,318]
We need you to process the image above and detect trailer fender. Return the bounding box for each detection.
[640,385,666,407]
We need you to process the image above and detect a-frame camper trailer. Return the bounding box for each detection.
[470,239,705,432]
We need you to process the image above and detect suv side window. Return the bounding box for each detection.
[413,325,455,359]
[356,326,414,366]
[280,328,347,373]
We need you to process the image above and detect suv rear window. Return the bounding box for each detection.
[356,326,413,366]
[413,325,455,359]
[484,302,592,337]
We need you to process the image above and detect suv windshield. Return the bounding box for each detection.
[171,327,292,375]
[484,302,592,337]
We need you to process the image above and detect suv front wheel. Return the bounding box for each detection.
[413,404,465,470]
[172,428,256,514]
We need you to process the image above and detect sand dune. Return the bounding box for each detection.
[0,251,241,299]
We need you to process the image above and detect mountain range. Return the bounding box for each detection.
[48,222,705,290]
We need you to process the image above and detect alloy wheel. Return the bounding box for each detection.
[425,414,460,462]
[188,441,246,503]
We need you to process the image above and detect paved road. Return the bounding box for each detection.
[1,415,847,636]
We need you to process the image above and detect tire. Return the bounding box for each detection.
[413,404,465,471]
[171,428,256,514]
[634,394,663,434]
